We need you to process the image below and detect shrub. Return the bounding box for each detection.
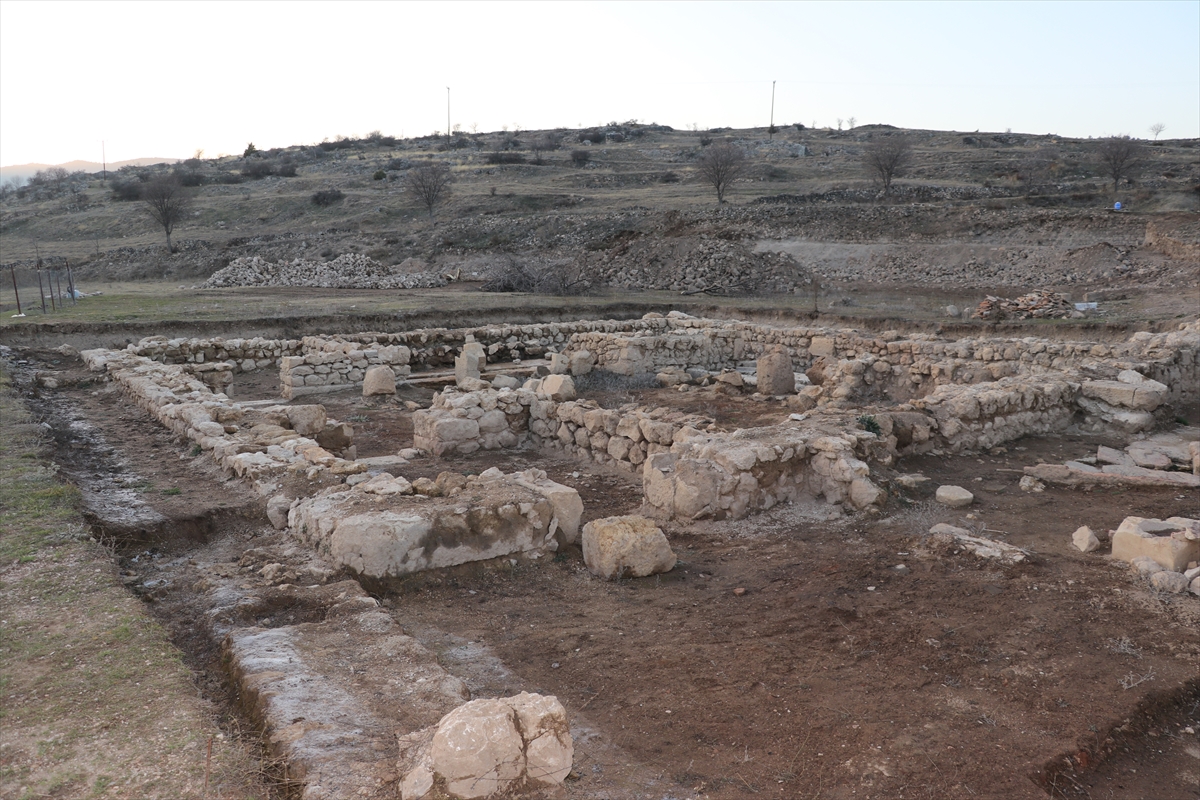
[858,415,881,435]
[176,171,205,187]
[373,169,387,180]
[479,259,590,295]
[277,160,298,178]
[570,150,590,167]
[243,143,258,157]
[242,160,275,179]
[311,189,345,207]
[110,179,143,201]
[659,171,680,183]
[699,136,713,147]
[485,151,526,165]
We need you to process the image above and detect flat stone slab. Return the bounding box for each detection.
[289,469,581,580]
[1024,463,1200,489]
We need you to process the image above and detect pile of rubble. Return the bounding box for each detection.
[203,253,447,290]
[594,235,811,295]
[973,291,1075,320]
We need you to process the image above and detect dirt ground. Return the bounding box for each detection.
[12,345,1199,800]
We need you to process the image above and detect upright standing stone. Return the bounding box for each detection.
[756,347,795,395]
[455,341,486,387]
[362,365,396,396]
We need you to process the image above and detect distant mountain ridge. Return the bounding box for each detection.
[1,157,181,184]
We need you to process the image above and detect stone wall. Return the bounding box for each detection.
[279,337,412,399]
[644,426,884,520]
[567,316,1200,409]
[412,384,714,473]
[126,335,301,373]
[80,349,365,492]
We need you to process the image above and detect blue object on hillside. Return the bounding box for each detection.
[1114,202,1122,210]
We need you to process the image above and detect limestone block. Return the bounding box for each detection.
[716,370,744,388]
[582,515,677,580]
[266,495,292,530]
[1111,516,1200,571]
[615,415,644,443]
[362,365,396,396]
[511,471,583,544]
[316,423,354,452]
[1128,447,1172,470]
[398,692,572,800]
[477,409,508,435]
[809,336,835,357]
[549,353,570,374]
[757,350,796,395]
[1096,445,1132,466]
[434,416,480,443]
[935,485,974,508]
[1149,571,1189,593]
[569,349,594,376]
[491,375,519,390]
[607,435,632,461]
[639,418,675,446]
[455,342,486,386]
[1081,379,1166,411]
[285,405,327,436]
[541,374,576,401]
[849,478,884,509]
[1072,526,1100,553]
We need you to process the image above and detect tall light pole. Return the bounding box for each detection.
[769,80,776,140]
[446,87,451,145]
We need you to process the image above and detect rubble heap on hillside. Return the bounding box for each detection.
[974,291,1075,321]
[203,254,447,290]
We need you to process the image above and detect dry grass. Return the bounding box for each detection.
[0,366,272,800]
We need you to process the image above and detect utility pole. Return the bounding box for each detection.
[102,141,107,182]
[446,87,451,146]
[769,80,776,140]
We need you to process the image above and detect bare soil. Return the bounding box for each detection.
[15,346,1200,800]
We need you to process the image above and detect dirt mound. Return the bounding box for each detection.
[204,253,447,289]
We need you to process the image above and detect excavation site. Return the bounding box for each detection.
[3,302,1199,800]
[2,122,1198,800]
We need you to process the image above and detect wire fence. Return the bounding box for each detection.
[3,263,83,317]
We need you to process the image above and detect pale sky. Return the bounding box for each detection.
[2,0,1197,167]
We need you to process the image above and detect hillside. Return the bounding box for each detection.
[1,124,1197,297]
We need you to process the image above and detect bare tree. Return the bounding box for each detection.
[862,135,913,195]
[1096,136,1143,193]
[1017,145,1059,195]
[141,175,193,252]
[695,143,748,203]
[1149,122,1166,140]
[407,161,452,217]
[847,117,857,130]
[529,133,561,165]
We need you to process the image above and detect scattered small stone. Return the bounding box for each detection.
[733,587,747,597]
[1018,475,1046,493]
[896,473,929,489]
[1072,526,1100,553]
[935,485,974,508]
